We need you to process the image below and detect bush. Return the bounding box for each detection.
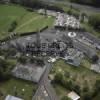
[91,55,99,64]
[0,58,13,81]
[61,96,71,100]
[67,9,80,18]
[36,58,44,66]
[70,0,100,7]
[83,86,89,93]
[54,72,64,83]
[54,72,81,94]
[83,92,92,100]
[95,80,100,92]
[18,56,27,64]
[72,84,81,95]
[8,21,17,32]
[64,71,70,78]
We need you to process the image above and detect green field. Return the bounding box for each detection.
[0,78,37,100]
[50,59,100,99]
[0,4,54,39]
[15,13,54,33]
[0,4,27,33]
[0,58,37,100]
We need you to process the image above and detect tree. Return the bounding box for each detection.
[66,80,73,90]
[8,21,17,32]
[36,58,44,66]
[73,84,81,95]
[18,56,27,64]
[64,71,70,78]
[91,55,99,64]
[91,0,100,7]
[83,92,92,100]
[5,48,17,58]
[30,57,35,63]
[54,72,64,83]
[89,14,100,31]
[61,96,71,100]
[83,86,89,93]
[92,80,100,98]
[0,58,12,81]
[95,80,100,92]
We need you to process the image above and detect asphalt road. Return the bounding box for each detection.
[33,60,59,100]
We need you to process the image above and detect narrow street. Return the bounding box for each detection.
[33,59,59,100]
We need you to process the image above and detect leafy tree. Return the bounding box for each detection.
[64,71,70,78]
[70,0,100,7]
[61,96,71,100]
[55,72,64,83]
[91,55,99,64]
[18,56,27,64]
[8,21,17,32]
[36,58,44,66]
[83,86,89,93]
[95,80,100,92]
[73,84,81,95]
[30,57,35,63]
[0,58,12,81]
[83,92,92,100]
[89,14,100,31]
[5,48,17,58]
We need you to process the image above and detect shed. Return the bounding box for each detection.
[5,95,23,100]
[68,91,80,100]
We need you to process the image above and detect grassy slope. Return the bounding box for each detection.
[0,4,54,39]
[0,58,37,100]
[15,13,54,33]
[0,4,28,38]
[50,59,100,99]
[0,4,28,31]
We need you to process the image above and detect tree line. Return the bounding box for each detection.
[89,14,100,32]
[70,0,100,7]
[0,0,64,12]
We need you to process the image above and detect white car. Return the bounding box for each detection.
[48,57,56,63]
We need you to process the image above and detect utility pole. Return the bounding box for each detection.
[44,6,47,18]
[35,30,41,56]
[36,31,41,48]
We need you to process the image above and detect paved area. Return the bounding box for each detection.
[15,16,42,31]
[33,60,59,100]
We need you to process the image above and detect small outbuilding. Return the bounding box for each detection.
[68,91,80,100]
[5,95,23,100]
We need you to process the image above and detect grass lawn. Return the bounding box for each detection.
[0,77,37,100]
[0,57,37,100]
[0,4,54,39]
[15,13,54,33]
[52,83,70,99]
[93,93,100,100]
[0,4,28,37]
[50,59,100,99]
